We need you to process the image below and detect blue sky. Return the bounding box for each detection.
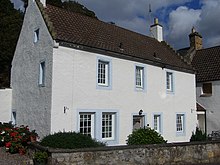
[12,0,220,49]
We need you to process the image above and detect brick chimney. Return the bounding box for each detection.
[150,18,163,42]
[189,27,202,50]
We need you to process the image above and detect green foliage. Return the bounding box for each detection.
[40,132,106,149]
[0,0,23,88]
[33,151,48,163]
[126,127,167,145]
[190,127,207,142]
[62,1,97,19]
[46,0,63,7]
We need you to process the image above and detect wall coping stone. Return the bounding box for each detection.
[30,140,220,153]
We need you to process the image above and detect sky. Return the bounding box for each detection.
[11,0,220,49]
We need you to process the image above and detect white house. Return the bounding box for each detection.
[11,0,197,145]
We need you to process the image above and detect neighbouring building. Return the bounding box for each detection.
[10,0,197,145]
[0,88,12,123]
[178,27,220,135]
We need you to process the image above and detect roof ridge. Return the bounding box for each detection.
[197,45,220,52]
[44,3,154,41]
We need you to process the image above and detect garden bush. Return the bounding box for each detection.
[126,127,167,145]
[190,127,207,142]
[40,132,106,149]
[0,122,38,154]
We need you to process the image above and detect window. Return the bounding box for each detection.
[79,113,94,137]
[136,66,144,88]
[133,115,145,130]
[34,29,39,43]
[11,111,16,125]
[102,113,115,140]
[98,60,109,86]
[176,114,185,134]
[78,110,118,144]
[166,72,174,92]
[153,114,161,133]
[201,83,212,95]
[39,61,45,86]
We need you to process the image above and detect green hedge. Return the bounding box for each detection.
[126,127,167,145]
[40,132,106,149]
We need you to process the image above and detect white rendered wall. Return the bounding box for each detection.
[0,89,12,122]
[51,46,197,144]
[196,80,220,134]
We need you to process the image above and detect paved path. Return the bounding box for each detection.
[0,147,33,165]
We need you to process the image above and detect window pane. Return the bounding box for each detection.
[98,60,109,86]
[176,114,184,132]
[79,113,93,137]
[136,66,144,88]
[39,61,45,85]
[102,113,114,139]
[166,72,173,91]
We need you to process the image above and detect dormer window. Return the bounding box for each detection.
[34,29,39,43]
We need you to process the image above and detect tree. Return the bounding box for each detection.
[62,1,97,19]
[0,0,23,88]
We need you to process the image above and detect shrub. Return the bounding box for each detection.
[190,127,207,142]
[0,122,38,154]
[40,132,106,149]
[126,127,167,145]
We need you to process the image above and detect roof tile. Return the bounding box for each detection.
[43,4,192,71]
[192,46,220,82]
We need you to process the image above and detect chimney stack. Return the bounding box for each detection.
[189,27,202,50]
[150,18,163,42]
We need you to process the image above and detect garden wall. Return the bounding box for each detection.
[30,141,220,165]
[0,88,12,122]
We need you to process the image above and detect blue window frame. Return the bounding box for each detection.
[77,109,119,145]
[135,64,146,91]
[96,57,112,90]
[176,113,185,136]
[166,71,174,93]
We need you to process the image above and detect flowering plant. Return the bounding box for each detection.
[0,122,38,154]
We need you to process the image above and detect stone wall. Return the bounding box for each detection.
[30,141,220,165]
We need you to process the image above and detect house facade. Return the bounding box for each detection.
[178,28,220,135]
[11,0,197,145]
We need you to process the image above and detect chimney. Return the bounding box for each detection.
[189,27,202,50]
[150,18,163,42]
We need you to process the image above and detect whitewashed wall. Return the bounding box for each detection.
[196,80,220,134]
[0,88,12,122]
[51,46,197,145]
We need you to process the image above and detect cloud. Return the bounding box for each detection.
[199,0,220,47]
[166,6,201,49]
[77,0,193,37]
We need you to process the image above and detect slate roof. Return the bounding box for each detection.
[192,46,220,82]
[41,4,193,72]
